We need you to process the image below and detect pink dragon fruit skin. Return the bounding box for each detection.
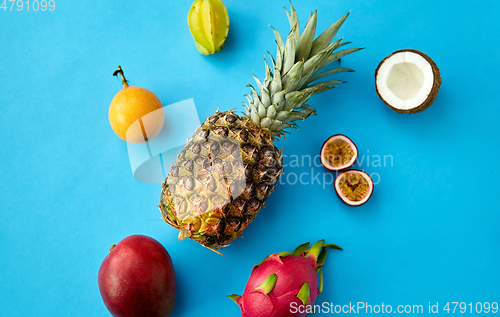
[229,240,342,317]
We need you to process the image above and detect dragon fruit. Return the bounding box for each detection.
[229,240,342,317]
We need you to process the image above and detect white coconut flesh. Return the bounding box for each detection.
[376,51,435,111]
[335,171,373,206]
[320,135,358,171]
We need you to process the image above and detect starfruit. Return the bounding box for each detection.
[188,0,229,55]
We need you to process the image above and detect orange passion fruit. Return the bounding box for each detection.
[108,66,165,144]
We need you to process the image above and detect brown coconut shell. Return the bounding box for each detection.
[375,49,441,114]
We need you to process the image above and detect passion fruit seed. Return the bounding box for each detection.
[325,141,355,167]
[338,173,369,202]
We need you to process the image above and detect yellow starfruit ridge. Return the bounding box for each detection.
[188,0,229,55]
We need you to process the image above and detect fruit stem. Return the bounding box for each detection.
[109,244,116,252]
[113,66,129,88]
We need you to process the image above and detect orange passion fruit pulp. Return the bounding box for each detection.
[320,134,358,172]
[334,170,373,206]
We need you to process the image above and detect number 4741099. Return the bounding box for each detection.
[1,0,55,11]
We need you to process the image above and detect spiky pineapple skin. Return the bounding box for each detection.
[160,111,283,248]
[160,2,361,250]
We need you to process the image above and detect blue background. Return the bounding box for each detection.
[1,0,499,316]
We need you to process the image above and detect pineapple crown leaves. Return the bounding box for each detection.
[243,3,363,138]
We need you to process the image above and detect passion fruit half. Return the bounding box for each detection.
[320,134,358,172]
[335,170,373,206]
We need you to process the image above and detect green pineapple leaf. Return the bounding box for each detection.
[306,67,354,85]
[295,10,317,62]
[309,12,350,57]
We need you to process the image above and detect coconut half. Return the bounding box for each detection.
[375,49,441,113]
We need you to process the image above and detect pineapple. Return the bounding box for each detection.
[159,4,362,252]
